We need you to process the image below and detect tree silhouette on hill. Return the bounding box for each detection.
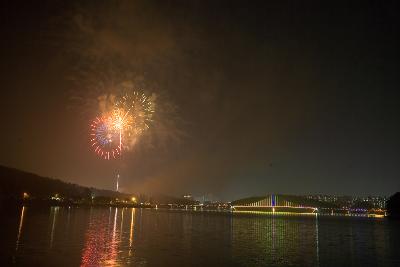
[386,192,400,219]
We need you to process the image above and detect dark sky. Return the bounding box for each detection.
[1,1,399,200]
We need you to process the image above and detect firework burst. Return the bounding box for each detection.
[112,91,155,148]
[90,90,155,159]
[90,117,121,160]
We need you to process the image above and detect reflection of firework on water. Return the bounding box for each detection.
[90,117,121,160]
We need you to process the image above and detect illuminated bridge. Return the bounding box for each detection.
[231,194,318,215]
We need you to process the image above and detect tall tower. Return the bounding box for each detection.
[116,174,119,192]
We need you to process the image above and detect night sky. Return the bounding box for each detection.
[1,1,399,200]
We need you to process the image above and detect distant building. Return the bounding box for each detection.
[306,194,387,209]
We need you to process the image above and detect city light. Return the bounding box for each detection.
[51,193,61,201]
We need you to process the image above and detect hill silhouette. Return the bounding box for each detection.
[0,165,125,202]
[0,165,197,207]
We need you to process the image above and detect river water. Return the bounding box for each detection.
[2,206,399,266]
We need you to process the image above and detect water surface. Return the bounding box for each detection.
[2,207,399,266]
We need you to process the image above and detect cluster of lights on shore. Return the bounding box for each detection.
[90,91,155,160]
[23,192,137,203]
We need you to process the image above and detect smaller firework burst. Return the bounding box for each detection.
[90,117,121,160]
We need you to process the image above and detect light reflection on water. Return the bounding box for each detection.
[5,206,400,266]
[231,214,319,266]
[15,206,25,252]
[49,206,59,248]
